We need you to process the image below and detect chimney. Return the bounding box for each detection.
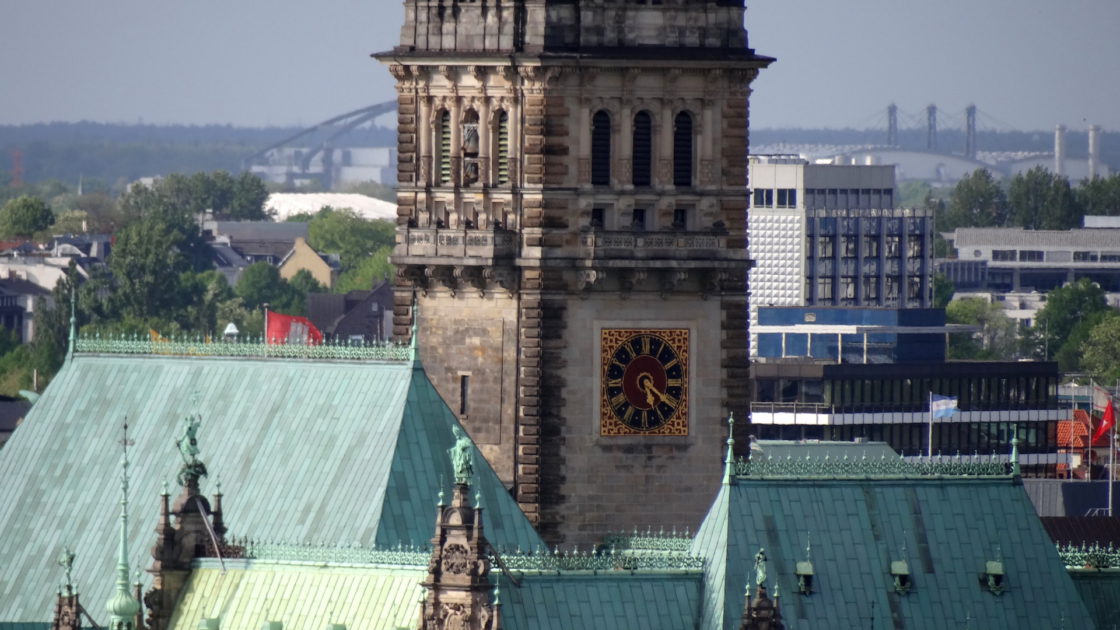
[1054,124,1067,176]
[1088,125,1101,179]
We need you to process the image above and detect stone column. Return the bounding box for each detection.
[578,100,591,188]
[659,99,674,189]
[419,95,432,187]
[451,98,463,189]
[479,97,492,187]
[619,102,632,189]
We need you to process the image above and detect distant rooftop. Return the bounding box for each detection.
[265,193,396,222]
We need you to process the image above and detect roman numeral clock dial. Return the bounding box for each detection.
[600,329,689,436]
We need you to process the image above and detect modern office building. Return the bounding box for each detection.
[943,224,1120,294]
[748,155,933,357]
[749,359,1066,475]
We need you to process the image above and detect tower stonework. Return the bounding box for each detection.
[379,0,771,545]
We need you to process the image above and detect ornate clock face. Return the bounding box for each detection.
[600,329,689,436]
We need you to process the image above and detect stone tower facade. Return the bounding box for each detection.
[379,0,771,544]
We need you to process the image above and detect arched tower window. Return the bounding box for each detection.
[673,111,694,187]
[591,110,612,187]
[438,110,452,185]
[632,111,652,187]
[496,110,510,186]
[462,109,480,185]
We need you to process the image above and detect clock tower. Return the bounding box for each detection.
[378,0,771,544]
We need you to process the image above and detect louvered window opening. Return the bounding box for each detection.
[497,111,510,185]
[632,111,652,187]
[673,112,693,187]
[439,110,452,185]
[591,110,611,186]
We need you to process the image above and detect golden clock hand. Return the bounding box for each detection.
[639,374,674,407]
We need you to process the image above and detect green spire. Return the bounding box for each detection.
[1010,425,1020,477]
[106,421,140,629]
[408,294,420,365]
[723,413,735,485]
[66,281,76,360]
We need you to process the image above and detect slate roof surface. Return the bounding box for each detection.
[0,354,542,624]
[501,574,703,630]
[166,561,425,630]
[1070,570,1120,629]
[692,474,1095,629]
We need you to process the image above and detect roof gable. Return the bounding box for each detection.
[694,474,1096,629]
[0,353,542,623]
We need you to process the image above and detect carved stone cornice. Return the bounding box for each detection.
[619,269,646,299]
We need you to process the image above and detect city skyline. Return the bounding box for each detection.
[1,0,1118,132]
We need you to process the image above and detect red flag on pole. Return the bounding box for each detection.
[1092,399,1116,444]
[266,312,323,345]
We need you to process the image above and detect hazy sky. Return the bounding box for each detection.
[2,0,1118,132]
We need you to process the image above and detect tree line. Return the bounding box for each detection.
[937,168,1120,384]
[0,171,395,396]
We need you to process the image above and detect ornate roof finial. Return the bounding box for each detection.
[106,420,140,628]
[1010,425,1021,476]
[58,546,76,595]
[723,413,736,485]
[66,280,76,360]
[754,547,767,586]
[409,293,420,365]
[450,425,474,486]
[174,412,207,488]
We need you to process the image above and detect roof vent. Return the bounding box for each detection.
[980,560,1006,595]
[890,560,911,595]
[796,537,814,595]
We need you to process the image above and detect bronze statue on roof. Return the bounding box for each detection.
[450,425,474,486]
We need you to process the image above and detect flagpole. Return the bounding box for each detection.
[927,391,933,458]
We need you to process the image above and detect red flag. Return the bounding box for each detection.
[266,312,323,345]
[1092,399,1116,444]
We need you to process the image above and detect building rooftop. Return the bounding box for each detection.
[691,440,1095,629]
[952,227,1120,250]
[0,350,543,624]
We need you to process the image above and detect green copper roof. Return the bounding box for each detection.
[0,354,542,624]
[692,474,1096,629]
[1069,570,1120,629]
[500,574,702,630]
[166,561,425,630]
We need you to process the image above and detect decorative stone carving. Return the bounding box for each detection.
[388,64,411,82]
[619,269,646,299]
[484,267,517,296]
[578,269,603,297]
[659,270,688,299]
[441,544,471,575]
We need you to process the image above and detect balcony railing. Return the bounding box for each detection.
[397,227,517,259]
[578,229,730,260]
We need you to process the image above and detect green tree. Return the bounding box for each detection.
[942,169,1007,231]
[1082,312,1120,385]
[946,298,1018,360]
[0,195,54,237]
[236,262,303,314]
[228,171,270,220]
[178,270,236,334]
[117,178,212,270]
[109,217,189,320]
[335,245,394,293]
[308,208,395,271]
[1023,278,1109,360]
[932,273,955,309]
[1076,173,1120,217]
[1008,167,1080,230]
